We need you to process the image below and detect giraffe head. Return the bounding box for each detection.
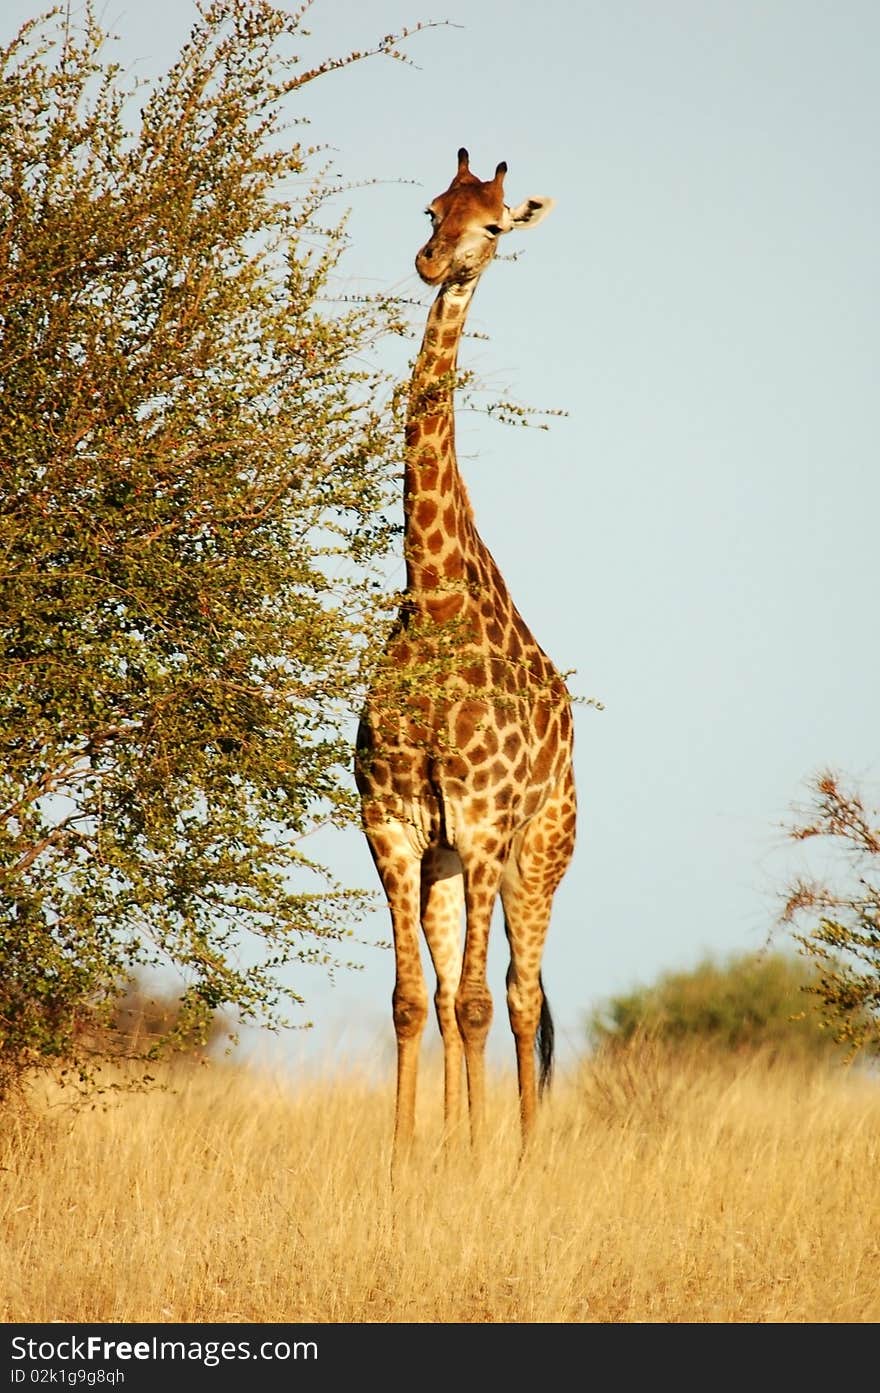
[415,147,555,287]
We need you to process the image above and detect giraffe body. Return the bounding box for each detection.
[355,151,576,1170]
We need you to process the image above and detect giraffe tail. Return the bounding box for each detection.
[536,974,554,1096]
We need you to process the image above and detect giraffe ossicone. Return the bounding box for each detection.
[355,149,576,1174]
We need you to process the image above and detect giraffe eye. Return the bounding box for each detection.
[484,223,503,237]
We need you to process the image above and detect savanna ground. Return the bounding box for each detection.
[2,1044,879,1323]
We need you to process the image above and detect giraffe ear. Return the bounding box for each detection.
[507,195,555,230]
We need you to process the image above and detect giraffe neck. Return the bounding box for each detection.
[403,281,481,618]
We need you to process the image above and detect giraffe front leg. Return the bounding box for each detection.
[456,856,504,1155]
[421,846,465,1146]
[364,821,427,1178]
[390,877,428,1176]
[392,970,428,1174]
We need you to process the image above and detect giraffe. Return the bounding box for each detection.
[355,148,576,1172]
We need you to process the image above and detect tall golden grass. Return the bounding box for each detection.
[2,1042,878,1323]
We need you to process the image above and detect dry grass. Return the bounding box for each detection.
[2,1043,879,1323]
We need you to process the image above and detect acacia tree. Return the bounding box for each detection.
[0,0,430,1096]
[781,771,880,1056]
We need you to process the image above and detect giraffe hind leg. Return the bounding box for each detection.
[501,775,576,1149]
[501,876,554,1148]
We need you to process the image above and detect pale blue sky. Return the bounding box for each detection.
[8,0,880,1073]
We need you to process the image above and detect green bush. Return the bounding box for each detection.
[587,950,847,1059]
